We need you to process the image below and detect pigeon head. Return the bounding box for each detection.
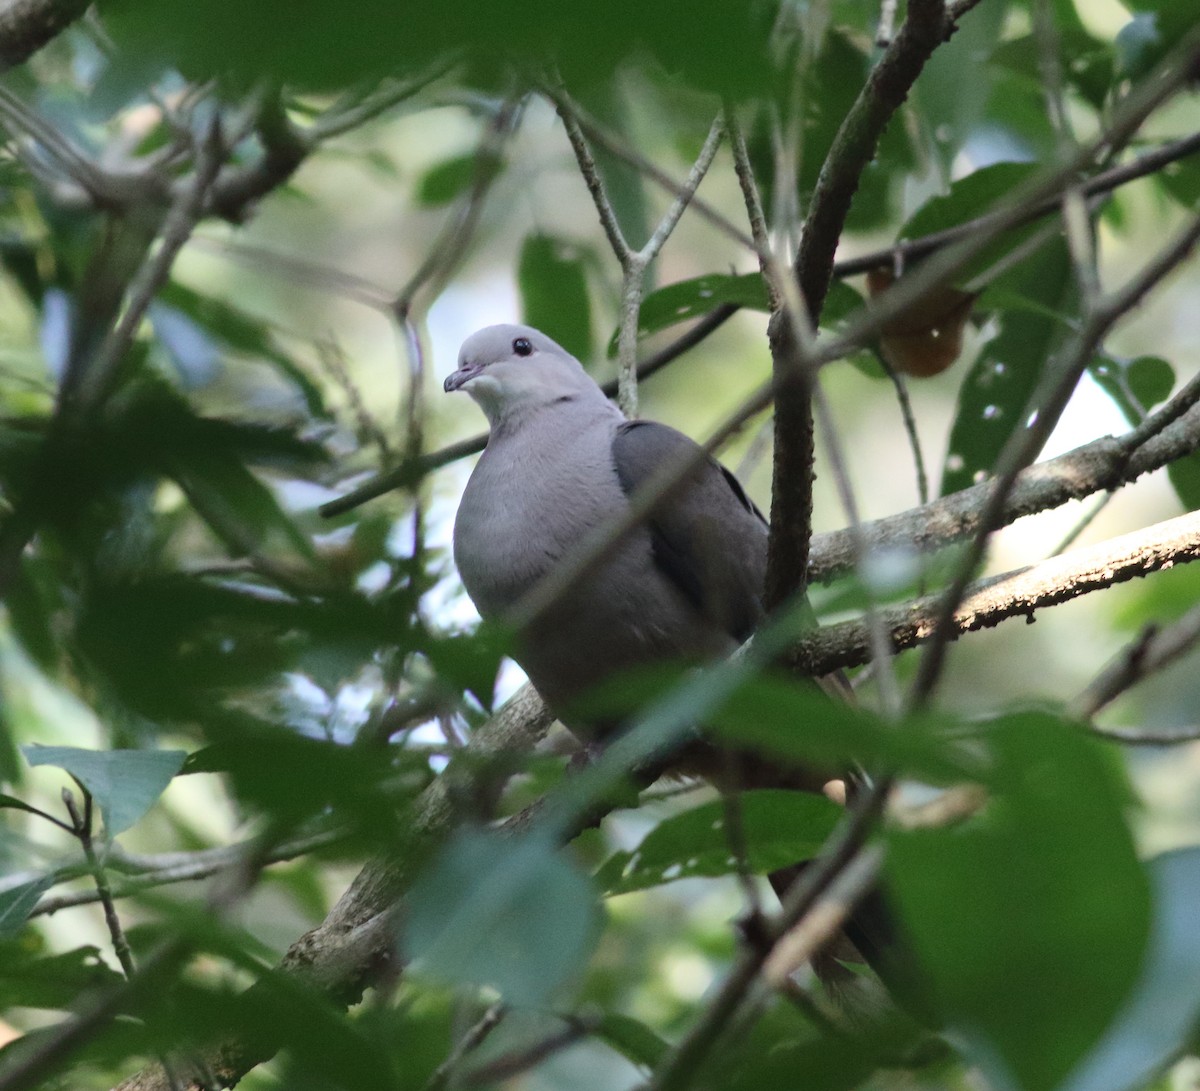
[444,324,604,425]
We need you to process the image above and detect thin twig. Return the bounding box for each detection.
[547,87,757,254]
[422,1002,507,1091]
[1075,599,1200,719]
[393,97,522,316]
[648,779,891,1091]
[555,88,724,415]
[31,827,345,918]
[61,787,137,980]
[462,1014,599,1086]
[308,60,459,141]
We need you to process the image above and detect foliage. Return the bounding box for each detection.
[0,1,1199,1090]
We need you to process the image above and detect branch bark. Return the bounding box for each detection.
[791,509,1200,676]
[0,0,89,70]
[765,0,951,611]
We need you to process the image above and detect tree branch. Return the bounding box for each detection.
[909,209,1200,707]
[0,0,89,71]
[811,388,1200,582]
[1075,599,1200,720]
[792,510,1200,676]
[765,0,950,611]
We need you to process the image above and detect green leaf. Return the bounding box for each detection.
[1090,355,1174,424]
[22,746,186,835]
[172,439,318,565]
[0,795,58,822]
[518,233,593,362]
[403,828,600,1007]
[594,1012,670,1069]
[572,84,649,249]
[887,711,1151,1091]
[596,790,841,895]
[913,0,1011,170]
[942,235,1074,496]
[1126,355,1174,409]
[799,32,913,232]
[704,673,983,785]
[0,875,54,938]
[629,273,769,347]
[1158,158,1200,210]
[5,559,60,672]
[1166,453,1200,512]
[1060,846,1200,1091]
[900,162,1042,287]
[0,944,124,1010]
[415,151,502,207]
[1115,13,1166,81]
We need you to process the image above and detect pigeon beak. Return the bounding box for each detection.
[444,362,482,393]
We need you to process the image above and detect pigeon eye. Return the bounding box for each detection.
[512,337,533,357]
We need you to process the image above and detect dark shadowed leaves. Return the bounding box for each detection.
[100,0,776,95]
[23,745,186,835]
[887,711,1150,1091]
[403,828,600,1007]
[0,943,124,1010]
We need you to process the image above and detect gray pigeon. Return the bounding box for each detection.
[446,323,908,1004]
[445,324,826,776]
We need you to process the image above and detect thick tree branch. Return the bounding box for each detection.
[0,0,88,70]
[812,359,1200,582]
[909,209,1200,706]
[765,0,950,612]
[792,510,1200,676]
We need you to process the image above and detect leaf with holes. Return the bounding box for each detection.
[942,236,1074,497]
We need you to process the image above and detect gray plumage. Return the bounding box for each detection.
[445,323,770,732]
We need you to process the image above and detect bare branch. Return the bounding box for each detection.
[553,90,632,264]
[767,0,950,612]
[1075,600,1200,720]
[793,510,1200,676]
[0,0,90,70]
[811,385,1200,583]
[31,828,345,918]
